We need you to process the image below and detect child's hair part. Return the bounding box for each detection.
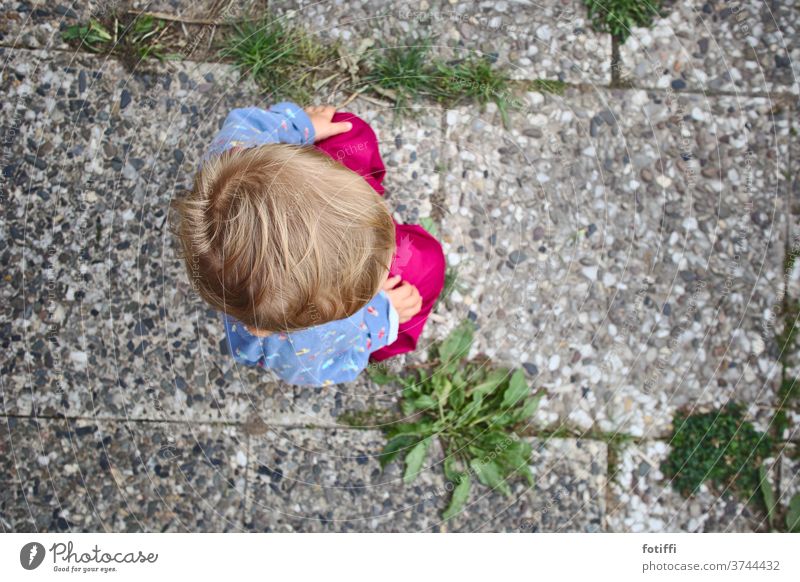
[172,144,396,332]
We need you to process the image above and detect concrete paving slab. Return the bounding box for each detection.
[618,0,799,95]
[0,416,247,531]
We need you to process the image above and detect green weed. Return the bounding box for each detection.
[62,15,181,62]
[530,79,568,95]
[661,404,773,502]
[787,494,800,532]
[125,15,178,62]
[583,0,662,43]
[368,320,542,520]
[62,20,113,52]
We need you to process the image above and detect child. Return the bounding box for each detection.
[173,103,445,386]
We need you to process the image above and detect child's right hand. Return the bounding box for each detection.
[383,275,422,323]
[304,105,353,142]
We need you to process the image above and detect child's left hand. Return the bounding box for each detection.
[305,105,353,142]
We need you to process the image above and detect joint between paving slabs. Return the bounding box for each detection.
[3,413,799,444]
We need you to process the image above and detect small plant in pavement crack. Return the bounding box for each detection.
[368,42,513,125]
[661,404,776,522]
[583,0,663,43]
[62,19,113,52]
[368,320,543,520]
[220,14,338,103]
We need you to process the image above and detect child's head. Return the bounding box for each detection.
[173,144,395,332]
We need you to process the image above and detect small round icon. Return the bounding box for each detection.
[20,542,46,570]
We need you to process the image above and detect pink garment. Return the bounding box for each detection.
[315,112,445,361]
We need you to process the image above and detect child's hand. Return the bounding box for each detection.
[383,275,422,323]
[305,105,353,142]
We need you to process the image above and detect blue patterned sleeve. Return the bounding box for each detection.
[363,290,398,353]
[387,300,399,345]
[207,102,315,156]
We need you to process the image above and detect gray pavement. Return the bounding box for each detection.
[1,0,798,532]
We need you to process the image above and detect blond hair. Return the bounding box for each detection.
[172,144,395,332]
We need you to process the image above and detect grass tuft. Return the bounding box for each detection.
[431,56,513,125]
[530,79,567,95]
[368,42,513,125]
[64,15,515,116]
[220,15,338,103]
[366,42,433,108]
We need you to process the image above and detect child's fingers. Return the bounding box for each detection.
[398,282,418,299]
[388,287,412,308]
[411,288,422,309]
[329,121,353,136]
[410,301,422,318]
[399,294,422,322]
[403,283,421,305]
[386,280,424,321]
[382,275,401,290]
[401,286,422,310]
[403,282,421,300]
[411,289,422,316]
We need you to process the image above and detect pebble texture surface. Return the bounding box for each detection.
[1,0,798,532]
